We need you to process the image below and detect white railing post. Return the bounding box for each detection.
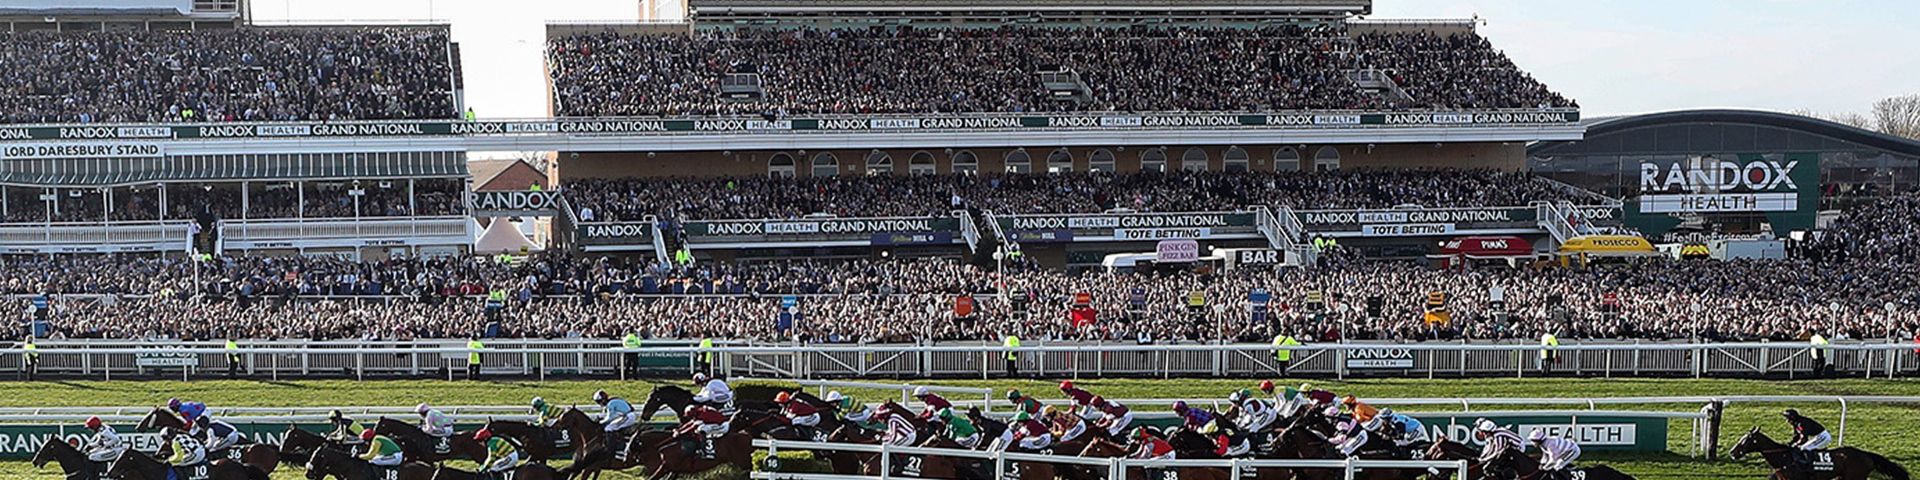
[879,443,891,480]
[1343,457,1357,480]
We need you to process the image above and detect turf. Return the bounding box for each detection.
[0,377,1916,479]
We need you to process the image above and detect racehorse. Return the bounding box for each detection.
[1078,437,1230,480]
[483,413,597,463]
[302,447,436,480]
[1482,448,1636,480]
[822,424,883,475]
[1421,436,1486,479]
[822,424,955,479]
[278,427,352,465]
[32,436,111,480]
[966,407,1009,445]
[373,417,488,464]
[429,463,559,480]
[133,407,280,473]
[1729,427,1908,480]
[107,449,267,480]
[620,428,755,480]
[1263,424,1340,480]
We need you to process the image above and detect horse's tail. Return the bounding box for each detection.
[1850,448,1910,480]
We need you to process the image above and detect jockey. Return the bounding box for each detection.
[81,416,126,462]
[198,414,242,453]
[1230,388,1278,433]
[358,429,405,467]
[1131,427,1176,461]
[1783,409,1831,466]
[160,427,206,468]
[1474,419,1525,464]
[532,397,567,427]
[1005,390,1045,416]
[1276,385,1312,418]
[1093,397,1135,437]
[1008,411,1053,451]
[1172,401,1228,435]
[826,391,874,425]
[1369,408,1428,447]
[912,387,953,419]
[167,398,208,428]
[595,390,639,433]
[1528,430,1581,478]
[1176,401,1245,457]
[325,410,365,445]
[937,408,983,449]
[1341,396,1380,426]
[1060,381,1104,422]
[416,403,455,438]
[474,429,521,473]
[1332,420,1371,458]
[678,405,731,438]
[1044,405,1087,444]
[692,373,734,411]
[774,392,821,433]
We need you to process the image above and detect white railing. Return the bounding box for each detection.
[739,378,994,408]
[958,211,982,253]
[6,340,1917,380]
[753,439,1469,480]
[1250,205,1290,251]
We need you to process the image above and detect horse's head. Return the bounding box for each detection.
[305,449,332,480]
[137,407,177,432]
[1729,426,1771,459]
[640,386,690,422]
[279,426,319,458]
[30,435,65,468]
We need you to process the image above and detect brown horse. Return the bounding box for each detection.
[429,463,559,480]
[372,417,488,464]
[107,449,266,480]
[483,412,598,463]
[278,427,352,465]
[621,428,755,480]
[1481,448,1636,480]
[133,408,280,473]
[32,436,110,480]
[301,447,436,480]
[1729,427,1906,480]
[1079,437,1230,480]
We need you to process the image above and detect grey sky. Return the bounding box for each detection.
[250,0,1918,119]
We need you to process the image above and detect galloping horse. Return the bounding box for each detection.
[1730,427,1908,480]
[620,428,756,480]
[277,427,351,466]
[107,449,267,480]
[1482,448,1637,480]
[301,447,436,480]
[135,408,280,473]
[821,423,957,479]
[1078,437,1230,480]
[32,436,110,480]
[372,417,488,464]
[482,411,598,463]
[1421,436,1486,480]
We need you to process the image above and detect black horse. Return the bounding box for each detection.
[32,436,110,480]
[1730,427,1908,480]
[1482,448,1636,480]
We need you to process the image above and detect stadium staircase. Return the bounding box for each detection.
[552,194,582,251]
[651,215,676,266]
[1349,68,1416,106]
[958,210,983,253]
[1255,205,1316,266]
[1537,201,1584,245]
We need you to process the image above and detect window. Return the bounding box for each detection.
[1047,148,1074,173]
[1005,150,1031,174]
[811,153,839,177]
[769,153,796,178]
[1224,146,1250,172]
[1276,147,1301,172]
[866,151,893,176]
[1140,148,1167,172]
[909,151,937,175]
[1313,146,1341,172]
[1090,149,1116,173]
[952,151,979,175]
[1181,148,1210,172]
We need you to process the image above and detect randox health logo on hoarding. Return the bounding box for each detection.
[1625,153,1820,238]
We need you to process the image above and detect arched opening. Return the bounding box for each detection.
[865,151,893,176]
[1181,147,1210,172]
[1313,146,1341,172]
[909,151,937,175]
[1223,146,1250,172]
[769,153,796,178]
[1140,148,1167,172]
[1089,149,1116,173]
[1004,150,1032,174]
[1276,147,1301,172]
[952,150,979,175]
[1047,148,1074,173]
[811,152,839,177]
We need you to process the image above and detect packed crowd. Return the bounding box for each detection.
[0,27,457,124]
[0,181,466,223]
[547,25,1573,117]
[565,169,1592,222]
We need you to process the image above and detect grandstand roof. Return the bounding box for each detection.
[1530,109,1920,158]
[470,159,548,191]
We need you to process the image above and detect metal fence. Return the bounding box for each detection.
[752,439,1471,480]
[4,340,1917,380]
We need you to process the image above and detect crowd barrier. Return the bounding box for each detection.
[3,340,1916,380]
[752,438,1468,480]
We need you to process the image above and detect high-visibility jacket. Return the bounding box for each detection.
[1003,336,1021,361]
[468,340,484,363]
[1272,335,1299,362]
[1540,334,1559,360]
